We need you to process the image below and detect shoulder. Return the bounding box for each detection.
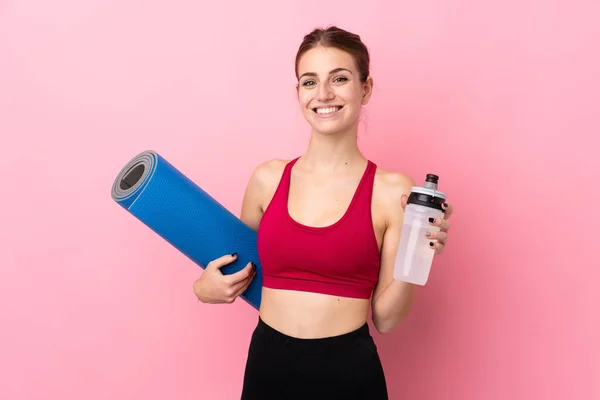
[245,158,291,208]
[241,158,291,228]
[248,158,290,189]
[372,166,416,221]
[373,166,415,200]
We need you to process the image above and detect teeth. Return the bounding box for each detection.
[316,106,340,114]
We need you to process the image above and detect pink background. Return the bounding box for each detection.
[1,1,599,399]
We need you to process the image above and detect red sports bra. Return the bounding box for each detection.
[257,157,381,299]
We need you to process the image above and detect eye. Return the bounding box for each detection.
[333,76,348,83]
[302,80,316,87]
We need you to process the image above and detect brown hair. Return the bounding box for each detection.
[295,26,371,83]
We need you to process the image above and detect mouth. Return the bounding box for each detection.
[312,105,344,116]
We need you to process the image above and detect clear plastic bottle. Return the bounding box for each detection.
[393,174,446,285]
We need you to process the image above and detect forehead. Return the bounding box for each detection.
[297,46,356,75]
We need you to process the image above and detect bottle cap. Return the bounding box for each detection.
[407,174,446,211]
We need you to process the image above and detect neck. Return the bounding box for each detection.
[301,125,365,172]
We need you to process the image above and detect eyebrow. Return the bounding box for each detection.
[298,68,353,80]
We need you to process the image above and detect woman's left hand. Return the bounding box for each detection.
[401,196,454,256]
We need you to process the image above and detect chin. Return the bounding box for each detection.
[313,124,348,136]
[304,119,345,135]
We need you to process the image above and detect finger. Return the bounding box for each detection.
[436,242,445,255]
[207,252,239,270]
[425,230,447,243]
[429,217,450,232]
[428,240,445,255]
[226,261,256,285]
[442,201,454,219]
[231,271,255,298]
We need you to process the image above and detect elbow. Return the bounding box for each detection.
[373,307,412,335]
[371,283,416,334]
[374,323,394,335]
[373,316,404,335]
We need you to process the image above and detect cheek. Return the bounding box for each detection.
[339,87,362,105]
[298,91,312,109]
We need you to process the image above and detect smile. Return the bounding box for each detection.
[312,105,344,116]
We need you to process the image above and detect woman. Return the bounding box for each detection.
[193,26,454,399]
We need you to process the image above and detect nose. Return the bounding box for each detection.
[316,81,335,102]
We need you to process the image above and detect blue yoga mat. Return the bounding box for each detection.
[110,150,262,310]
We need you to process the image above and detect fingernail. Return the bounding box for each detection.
[425,232,431,237]
[430,242,435,247]
[231,252,238,257]
[251,262,256,271]
[429,218,435,223]
[443,202,448,208]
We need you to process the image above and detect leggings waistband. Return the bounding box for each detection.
[253,316,372,353]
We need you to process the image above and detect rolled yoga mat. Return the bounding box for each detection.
[110,150,262,310]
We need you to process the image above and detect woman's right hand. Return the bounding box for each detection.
[193,253,257,304]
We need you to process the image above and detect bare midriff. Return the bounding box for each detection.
[258,286,371,339]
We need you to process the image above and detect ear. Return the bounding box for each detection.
[361,76,374,105]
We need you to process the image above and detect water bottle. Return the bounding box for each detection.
[393,174,446,285]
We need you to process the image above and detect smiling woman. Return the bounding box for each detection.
[295,29,373,137]
[192,25,455,400]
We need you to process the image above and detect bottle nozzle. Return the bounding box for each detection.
[422,174,439,190]
[426,174,439,184]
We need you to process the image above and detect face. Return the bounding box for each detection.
[296,46,373,136]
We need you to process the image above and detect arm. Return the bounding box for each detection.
[240,159,288,231]
[371,172,417,334]
[192,159,284,303]
[240,165,267,231]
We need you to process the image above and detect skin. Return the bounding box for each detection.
[193,45,454,338]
